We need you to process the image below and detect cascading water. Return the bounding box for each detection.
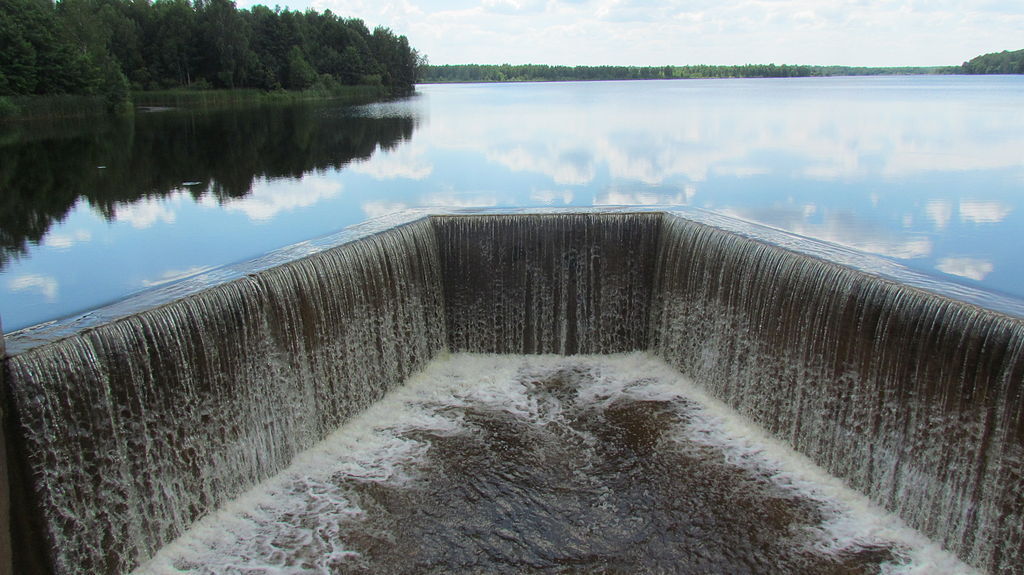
[137,353,969,574]
[1,211,1020,574]
[435,213,661,355]
[2,219,446,574]
[650,213,1024,573]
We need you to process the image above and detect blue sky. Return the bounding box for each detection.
[235,0,1022,66]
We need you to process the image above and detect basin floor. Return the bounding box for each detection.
[139,353,972,574]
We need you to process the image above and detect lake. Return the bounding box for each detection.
[2,76,1023,332]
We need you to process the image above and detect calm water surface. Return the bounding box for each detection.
[2,76,1023,331]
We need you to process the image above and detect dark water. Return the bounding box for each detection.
[4,218,446,574]
[651,213,1024,573]
[342,364,896,575]
[0,102,417,330]
[141,355,942,574]
[2,76,1024,331]
[5,213,1003,574]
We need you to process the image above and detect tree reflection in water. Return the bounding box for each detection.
[0,103,416,269]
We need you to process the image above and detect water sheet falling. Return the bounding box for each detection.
[650,213,1024,573]
[3,219,446,574]
[2,210,1021,574]
[138,354,976,575]
[435,212,661,355]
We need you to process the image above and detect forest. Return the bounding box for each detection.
[960,49,1024,74]
[0,0,423,107]
[421,48,1023,84]
[419,63,951,83]
[1,0,1018,109]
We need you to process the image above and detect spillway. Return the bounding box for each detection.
[1,211,1021,574]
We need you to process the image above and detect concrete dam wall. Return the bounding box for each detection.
[1,212,1021,573]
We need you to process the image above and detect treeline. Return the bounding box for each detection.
[0,0,422,108]
[961,49,1024,74]
[420,63,951,83]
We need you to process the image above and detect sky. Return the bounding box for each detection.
[233,0,1023,67]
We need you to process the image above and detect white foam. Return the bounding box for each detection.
[135,352,978,574]
[598,354,979,575]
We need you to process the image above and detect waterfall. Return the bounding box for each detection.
[435,213,661,355]
[2,211,1021,574]
[650,213,1024,573]
[2,219,446,574]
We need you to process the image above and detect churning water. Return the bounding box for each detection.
[4,212,1020,574]
[137,354,973,574]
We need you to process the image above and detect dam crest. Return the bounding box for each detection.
[1,211,1021,574]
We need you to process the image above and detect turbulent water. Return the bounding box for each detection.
[651,214,1024,572]
[4,212,1021,574]
[4,219,446,574]
[136,354,973,575]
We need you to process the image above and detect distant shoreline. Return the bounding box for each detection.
[420,51,1022,84]
[419,63,965,84]
[415,72,980,85]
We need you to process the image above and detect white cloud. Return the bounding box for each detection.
[925,200,953,230]
[719,205,933,260]
[419,191,499,208]
[8,274,59,301]
[487,145,596,185]
[216,178,343,222]
[141,266,215,288]
[421,78,1024,194]
[712,164,770,178]
[481,0,545,13]
[265,0,1023,68]
[351,145,434,180]
[594,188,693,206]
[959,200,1012,224]
[530,189,575,204]
[362,200,411,219]
[936,257,994,281]
[436,104,746,186]
[43,230,93,249]
[114,198,178,229]
[840,235,932,260]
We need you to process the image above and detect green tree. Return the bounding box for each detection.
[1,0,424,101]
[286,45,315,89]
[100,59,131,112]
[962,49,1024,74]
[0,10,39,94]
[0,0,96,94]
[197,0,252,88]
[148,0,197,87]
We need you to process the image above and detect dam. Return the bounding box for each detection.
[1,211,1021,574]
